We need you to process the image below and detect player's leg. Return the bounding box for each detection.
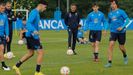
[7,28,13,52]
[89,30,95,49]
[13,50,34,75]
[105,41,115,67]
[13,37,34,75]
[105,32,117,67]
[89,31,97,60]
[72,29,78,55]
[118,33,128,64]
[35,49,44,75]
[17,50,34,67]
[93,31,101,62]
[3,37,6,54]
[94,41,100,62]
[19,31,24,40]
[67,28,72,49]
[34,38,44,75]
[0,44,10,71]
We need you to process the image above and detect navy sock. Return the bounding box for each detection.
[121,50,127,58]
[108,60,112,63]
[16,61,23,68]
[94,53,99,59]
[1,61,7,68]
[36,64,41,72]
[123,53,127,58]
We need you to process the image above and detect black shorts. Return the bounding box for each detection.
[89,30,102,42]
[26,37,43,50]
[22,32,26,39]
[0,36,6,45]
[109,32,126,45]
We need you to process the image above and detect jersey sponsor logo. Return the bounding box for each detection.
[94,18,98,23]
[112,16,117,21]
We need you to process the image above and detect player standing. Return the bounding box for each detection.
[13,1,48,75]
[85,3,108,62]
[4,1,16,57]
[105,0,129,67]
[0,2,10,71]
[64,3,80,55]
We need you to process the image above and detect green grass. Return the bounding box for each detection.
[0,30,133,75]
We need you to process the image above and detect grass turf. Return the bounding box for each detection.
[0,30,133,75]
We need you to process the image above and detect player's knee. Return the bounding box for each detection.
[28,51,34,57]
[91,43,95,47]
[109,42,115,47]
[37,50,44,56]
[30,53,34,57]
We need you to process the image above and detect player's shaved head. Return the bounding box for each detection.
[37,1,48,12]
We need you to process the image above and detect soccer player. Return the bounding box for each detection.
[13,1,48,75]
[4,1,16,57]
[77,25,88,44]
[19,17,26,41]
[64,3,80,55]
[105,0,129,67]
[0,2,10,71]
[85,3,108,62]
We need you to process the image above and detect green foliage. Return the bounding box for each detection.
[13,0,133,18]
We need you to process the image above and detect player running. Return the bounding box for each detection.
[85,3,108,62]
[105,0,129,67]
[13,1,48,75]
[0,2,10,71]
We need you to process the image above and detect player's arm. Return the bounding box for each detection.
[102,14,108,31]
[117,10,130,31]
[64,13,69,27]
[5,15,9,42]
[77,13,81,25]
[102,14,109,36]
[84,14,90,32]
[26,11,37,34]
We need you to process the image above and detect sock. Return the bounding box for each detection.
[94,53,99,59]
[108,60,112,63]
[16,61,23,68]
[1,61,7,68]
[123,54,127,58]
[36,64,41,72]
[123,52,127,58]
[121,50,127,58]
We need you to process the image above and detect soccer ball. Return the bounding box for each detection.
[60,66,70,75]
[67,49,73,55]
[18,40,24,45]
[6,52,13,59]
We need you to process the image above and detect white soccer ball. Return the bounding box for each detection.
[6,52,13,59]
[60,66,70,75]
[18,40,24,45]
[67,49,73,55]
